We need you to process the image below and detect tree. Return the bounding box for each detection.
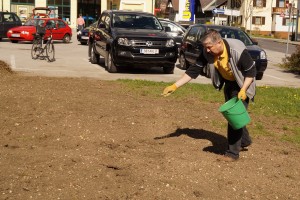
[241,0,254,32]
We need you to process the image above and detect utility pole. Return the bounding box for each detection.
[296,0,300,41]
[214,0,216,24]
[285,1,293,57]
[249,6,253,36]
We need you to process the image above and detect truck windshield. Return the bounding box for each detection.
[112,14,162,30]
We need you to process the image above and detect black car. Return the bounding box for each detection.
[179,24,268,80]
[0,12,22,40]
[77,22,97,45]
[88,10,177,73]
[159,18,186,49]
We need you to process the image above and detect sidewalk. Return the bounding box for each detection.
[272,38,300,46]
[253,36,300,46]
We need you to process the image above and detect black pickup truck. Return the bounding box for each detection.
[88,10,178,73]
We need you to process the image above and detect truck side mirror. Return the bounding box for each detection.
[251,38,258,45]
[164,26,171,32]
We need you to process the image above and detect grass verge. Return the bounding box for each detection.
[117,79,300,145]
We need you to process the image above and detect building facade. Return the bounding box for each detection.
[1,0,154,29]
[239,0,299,39]
[1,0,299,40]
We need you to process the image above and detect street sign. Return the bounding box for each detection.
[212,8,225,15]
[224,9,240,16]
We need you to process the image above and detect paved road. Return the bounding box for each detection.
[255,37,297,55]
[0,33,299,88]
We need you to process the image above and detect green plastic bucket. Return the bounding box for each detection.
[219,97,251,130]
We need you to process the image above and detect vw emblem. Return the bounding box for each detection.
[146,41,153,47]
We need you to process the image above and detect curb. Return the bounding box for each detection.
[252,36,300,46]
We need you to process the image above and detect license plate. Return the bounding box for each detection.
[12,34,20,37]
[81,36,89,40]
[140,49,159,54]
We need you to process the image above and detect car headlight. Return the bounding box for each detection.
[260,50,267,59]
[118,38,132,46]
[166,39,175,47]
[21,31,29,35]
[8,30,12,33]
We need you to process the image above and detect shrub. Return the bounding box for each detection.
[279,45,300,74]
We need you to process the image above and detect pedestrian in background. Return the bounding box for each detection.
[162,29,256,162]
[34,12,40,19]
[77,14,85,31]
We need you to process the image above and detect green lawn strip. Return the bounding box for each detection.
[117,79,300,145]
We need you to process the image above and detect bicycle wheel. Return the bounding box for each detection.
[31,38,41,60]
[46,42,55,62]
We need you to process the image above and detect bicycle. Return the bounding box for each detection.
[31,25,55,62]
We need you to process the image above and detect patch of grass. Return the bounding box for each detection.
[250,122,272,137]
[211,119,225,129]
[254,86,300,118]
[117,79,223,102]
[249,34,273,39]
[281,127,300,145]
[117,79,300,144]
[118,80,300,117]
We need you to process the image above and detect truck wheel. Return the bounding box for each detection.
[90,45,100,64]
[179,53,189,70]
[163,65,175,74]
[107,52,118,73]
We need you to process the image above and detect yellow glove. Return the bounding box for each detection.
[238,89,247,101]
[162,84,177,97]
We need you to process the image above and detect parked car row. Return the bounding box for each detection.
[84,10,267,78]
[1,10,268,78]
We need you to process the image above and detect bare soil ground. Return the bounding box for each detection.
[1,61,299,200]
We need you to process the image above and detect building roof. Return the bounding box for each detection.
[202,0,227,11]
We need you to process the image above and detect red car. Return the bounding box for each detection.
[7,18,72,43]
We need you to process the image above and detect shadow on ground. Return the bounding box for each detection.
[154,128,227,154]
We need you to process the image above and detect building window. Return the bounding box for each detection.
[11,0,34,3]
[277,0,285,7]
[230,0,241,8]
[283,18,295,26]
[47,0,70,24]
[252,17,265,25]
[253,0,266,7]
